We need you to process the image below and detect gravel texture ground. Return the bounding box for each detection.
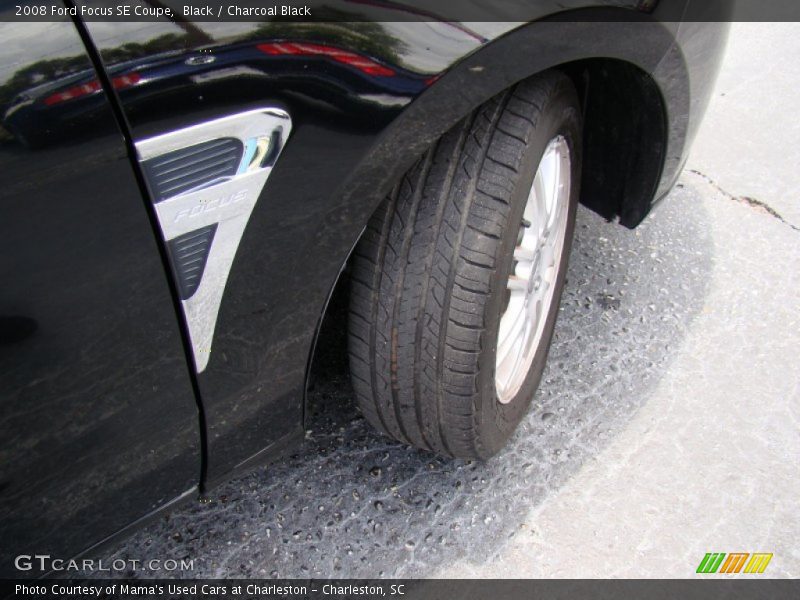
[102,183,718,578]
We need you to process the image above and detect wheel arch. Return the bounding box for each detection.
[336,14,687,232]
[304,11,689,416]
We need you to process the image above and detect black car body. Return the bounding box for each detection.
[0,0,728,577]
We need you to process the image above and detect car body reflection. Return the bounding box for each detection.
[2,38,433,149]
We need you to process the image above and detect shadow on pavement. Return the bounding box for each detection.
[103,179,714,578]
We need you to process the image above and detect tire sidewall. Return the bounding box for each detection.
[475,78,583,457]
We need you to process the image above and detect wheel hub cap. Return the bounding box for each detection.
[495,136,571,404]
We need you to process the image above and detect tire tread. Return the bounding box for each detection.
[348,72,573,458]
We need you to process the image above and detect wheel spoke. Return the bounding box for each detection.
[539,243,555,283]
[506,275,529,291]
[513,245,536,262]
[532,171,547,240]
[496,303,528,366]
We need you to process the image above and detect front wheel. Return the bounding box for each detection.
[348,71,582,459]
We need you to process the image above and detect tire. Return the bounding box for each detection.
[348,71,582,459]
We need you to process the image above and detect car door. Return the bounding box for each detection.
[0,16,200,576]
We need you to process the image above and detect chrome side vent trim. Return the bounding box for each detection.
[168,224,217,301]
[143,138,244,202]
[136,108,292,372]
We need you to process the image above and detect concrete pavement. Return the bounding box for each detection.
[440,172,800,578]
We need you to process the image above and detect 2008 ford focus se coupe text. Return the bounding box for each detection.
[0,0,728,577]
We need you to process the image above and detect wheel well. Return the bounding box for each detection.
[307,58,670,408]
[559,58,668,228]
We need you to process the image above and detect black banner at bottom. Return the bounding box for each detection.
[2,580,799,600]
